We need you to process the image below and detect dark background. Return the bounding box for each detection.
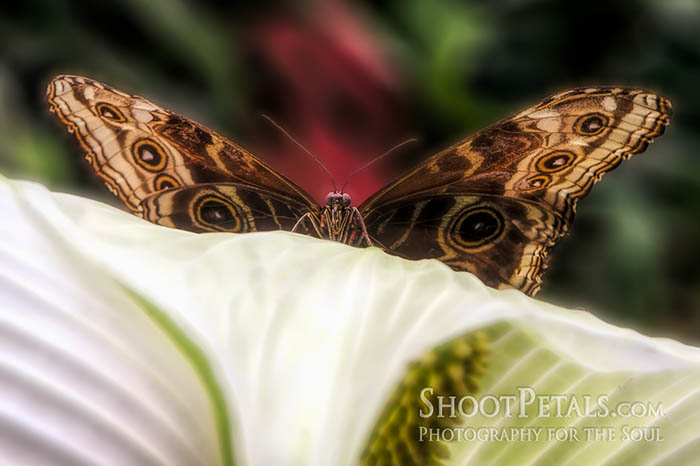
[1,0,698,343]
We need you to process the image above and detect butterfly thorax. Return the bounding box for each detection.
[289,191,372,245]
[320,192,356,243]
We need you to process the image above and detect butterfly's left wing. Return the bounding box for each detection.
[48,75,324,238]
[360,88,672,295]
[47,74,320,229]
[139,182,314,234]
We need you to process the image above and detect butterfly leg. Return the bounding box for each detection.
[352,207,373,247]
[292,212,324,238]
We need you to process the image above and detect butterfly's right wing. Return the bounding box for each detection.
[359,88,672,295]
[47,75,320,219]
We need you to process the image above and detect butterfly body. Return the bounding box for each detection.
[48,75,671,296]
[288,191,370,246]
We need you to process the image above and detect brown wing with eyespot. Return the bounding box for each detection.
[139,183,317,235]
[47,75,319,219]
[360,88,672,295]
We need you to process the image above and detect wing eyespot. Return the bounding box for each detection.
[536,150,577,173]
[574,112,609,136]
[95,102,127,123]
[518,174,552,192]
[133,139,168,172]
[194,195,244,232]
[153,174,180,191]
[450,206,504,249]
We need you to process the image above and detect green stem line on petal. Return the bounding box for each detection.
[120,284,236,466]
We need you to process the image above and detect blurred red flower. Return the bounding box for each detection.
[249,0,409,204]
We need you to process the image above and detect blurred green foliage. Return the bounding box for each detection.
[1,0,699,342]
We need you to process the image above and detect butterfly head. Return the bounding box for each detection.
[324,192,353,233]
[325,192,352,208]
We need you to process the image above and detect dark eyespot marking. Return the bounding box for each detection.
[166,116,184,126]
[153,174,179,191]
[471,133,496,150]
[132,139,167,172]
[95,102,126,122]
[500,121,521,132]
[437,152,472,172]
[451,206,504,249]
[194,195,244,232]
[160,116,215,153]
[194,126,213,146]
[574,113,609,136]
[536,150,577,173]
[470,128,540,156]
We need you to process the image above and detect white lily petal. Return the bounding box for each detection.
[2,176,700,465]
[0,178,225,466]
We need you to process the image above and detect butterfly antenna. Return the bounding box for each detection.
[340,138,418,192]
[261,114,337,191]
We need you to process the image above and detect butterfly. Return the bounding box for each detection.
[47,75,671,296]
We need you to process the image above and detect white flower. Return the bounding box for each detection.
[1,176,699,466]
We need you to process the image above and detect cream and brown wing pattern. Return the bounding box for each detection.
[48,76,672,295]
[361,88,672,295]
[47,75,318,216]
